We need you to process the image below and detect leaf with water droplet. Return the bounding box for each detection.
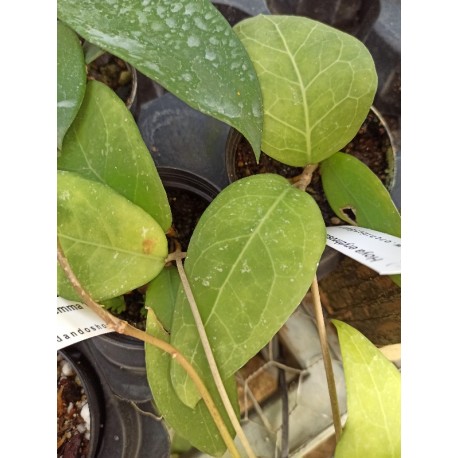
[234,15,377,166]
[170,174,326,407]
[58,81,171,232]
[57,171,168,301]
[57,21,86,150]
[57,0,263,158]
[333,320,401,458]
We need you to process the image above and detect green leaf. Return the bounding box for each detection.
[321,153,401,286]
[320,152,400,236]
[58,80,172,232]
[57,0,263,158]
[234,15,377,166]
[145,309,238,457]
[82,41,105,64]
[145,265,181,332]
[57,170,168,301]
[170,174,326,407]
[333,320,401,458]
[100,295,126,314]
[57,21,87,150]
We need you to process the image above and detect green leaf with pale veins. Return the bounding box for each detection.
[57,0,263,158]
[170,174,326,407]
[57,21,86,150]
[145,309,238,457]
[58,80,171,232]
[57,171,168,302]
[234,15,377,166]
[320,152,401,286]
[333,320,401,458]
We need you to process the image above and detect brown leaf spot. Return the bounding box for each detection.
[142,239,155,254]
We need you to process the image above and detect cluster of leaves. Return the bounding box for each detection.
[57,1,400,456]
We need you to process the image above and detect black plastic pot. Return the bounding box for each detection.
[266,0,380,40]
[138,93,232,191]
[73,340,171,458]
[212,0,270,25]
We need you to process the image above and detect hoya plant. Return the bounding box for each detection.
[57,1,400,457]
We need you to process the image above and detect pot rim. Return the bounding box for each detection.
[58,347,103,458]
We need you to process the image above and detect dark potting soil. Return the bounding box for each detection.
[231,110,392,227]
[87,53,133,104]
[108,187,211,330]
[167,186,211,252]
[57,354,90,458]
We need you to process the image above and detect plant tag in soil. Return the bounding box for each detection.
[326,226,401,275]
[57,296,113,349]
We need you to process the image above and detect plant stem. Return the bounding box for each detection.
[57,240,241,458]
[310,275,342,442]
[292,163,319,191]
[175,256,257,458]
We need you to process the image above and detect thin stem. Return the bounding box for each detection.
[57,240,241,458]
[291,163,319,191]
[175,256,257,458]
[310,275,342,441]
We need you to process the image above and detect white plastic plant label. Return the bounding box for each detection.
[326,226,401,275]
[57,296,113,350]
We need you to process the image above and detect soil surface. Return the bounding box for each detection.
[87,53,134,105]
[230,110,393,226]
[57,353,91,458]
[167,186,211,252]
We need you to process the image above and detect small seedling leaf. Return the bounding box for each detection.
[57,171,168,301]
[333,320,401,458]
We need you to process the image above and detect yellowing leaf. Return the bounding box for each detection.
[57,171,167,301]
[234,15,377,166]
[333,320,401,458]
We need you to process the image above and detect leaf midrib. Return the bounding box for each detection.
[58,233,165,261]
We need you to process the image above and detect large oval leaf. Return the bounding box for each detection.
[234,15,377,166]
[145,309,238,457]
[333,320,401,458]
[57,171,168,301]
[170,174,326,407]
[57,0,263,158]
[58,80,171,232]
[57,21,86,151]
